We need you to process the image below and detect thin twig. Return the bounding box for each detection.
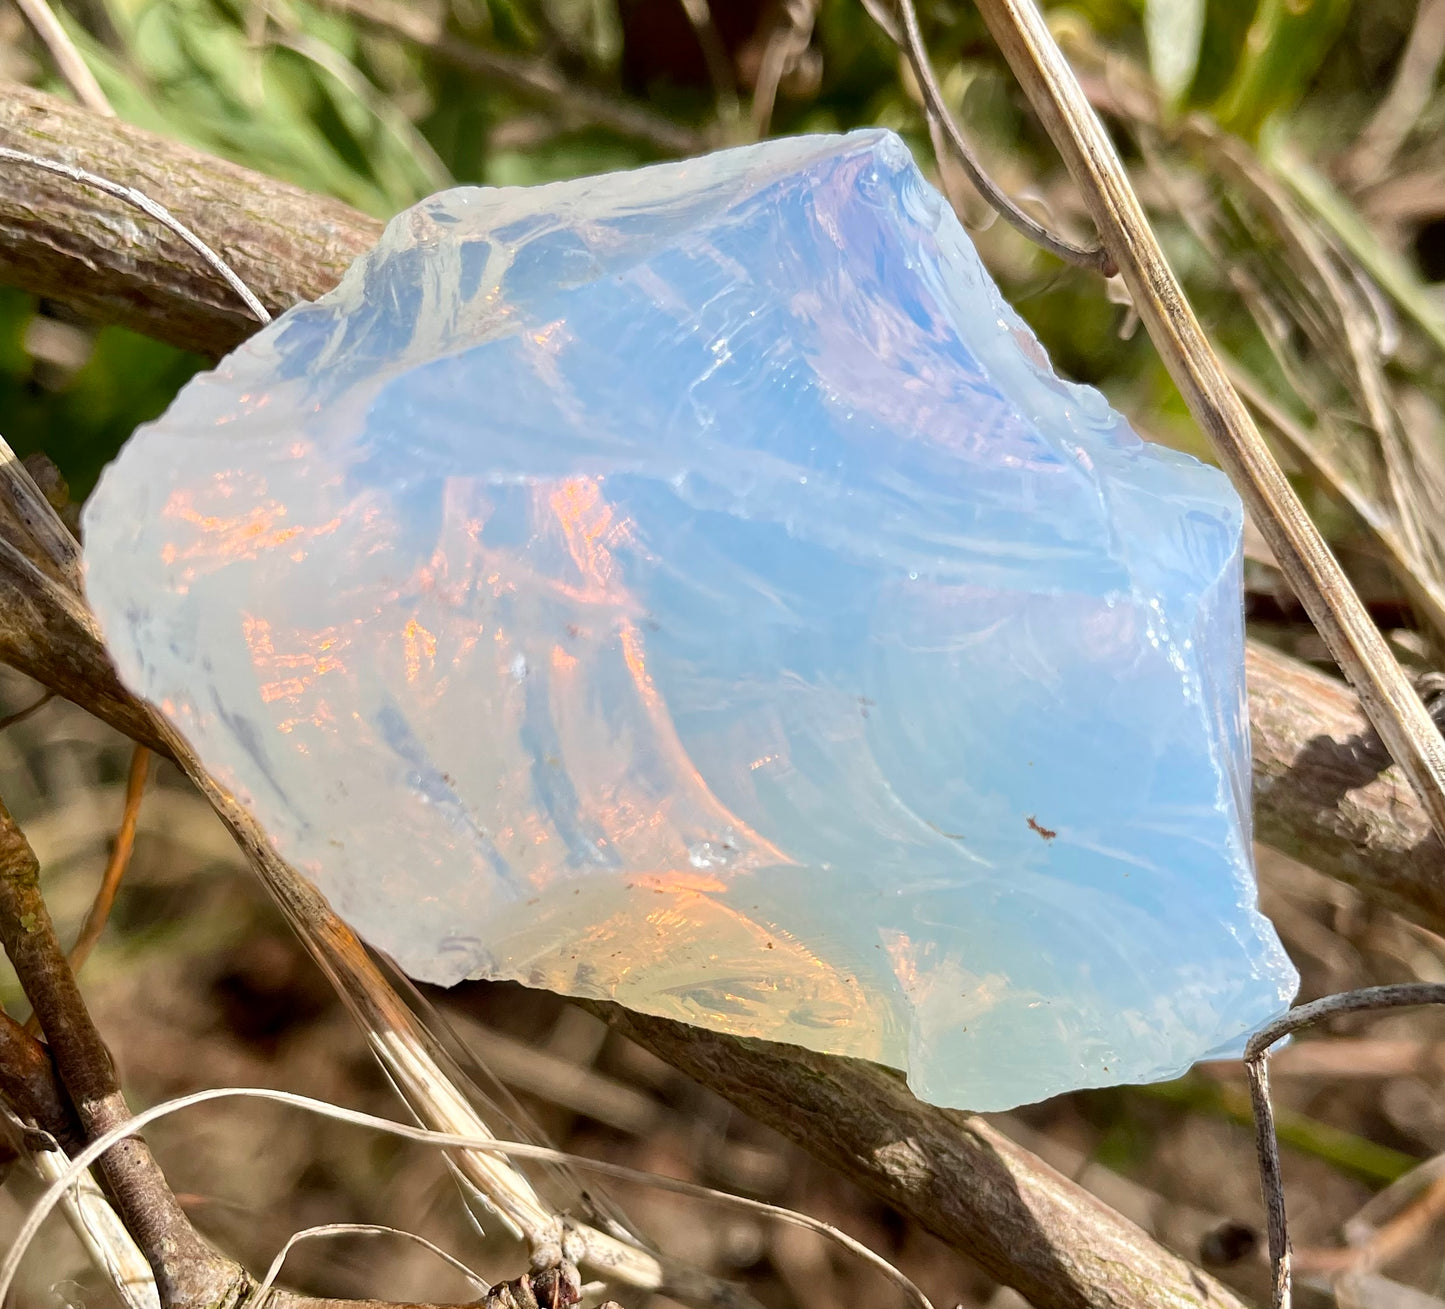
[0,793,250,1308]
[2,1084,936,1309]
[972,0,1445,849]
[675,0,739,122]
[0,146,271,325]
[750,0,814,140]
[886,0,1114,273]
[68,742,148,973]
[11,0,113,117]
[1244,985,1445,1309]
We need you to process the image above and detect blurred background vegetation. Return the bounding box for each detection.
[9,0,1445,1306]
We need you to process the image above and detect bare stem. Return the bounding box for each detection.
[886,0,1113,273]
[68,743,149,974]
[0,795,250,1308]
[1244,985,1445,1309]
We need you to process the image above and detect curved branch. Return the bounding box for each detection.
[587,1000,1246,1309]
[0,84,379,358]
[887,0,1114,273]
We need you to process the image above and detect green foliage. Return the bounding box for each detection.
[1212,0,1354,137]
[1186,0,1258,105]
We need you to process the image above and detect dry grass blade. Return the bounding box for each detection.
[972,0,1445,847]
[244,1223,490,1308]
[11,0,112,118]
[29,1143,161,1309]
[1224,363,1445,640]
[264,23,453,194]
[1,1085,937,1309]
[1187,127,1445,609]
[1079,43,1445,651]
[68,743,149,974]
[1342,0,1445,188]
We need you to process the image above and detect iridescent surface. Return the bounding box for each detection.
[83,130,1297,1110]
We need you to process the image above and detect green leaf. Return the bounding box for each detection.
[1145,0,1206,107]
[1212,0,1353,138]
[1186,0,1258,106]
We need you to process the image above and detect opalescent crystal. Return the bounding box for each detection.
[82,130,1297,1110]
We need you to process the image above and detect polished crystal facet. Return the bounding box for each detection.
[82,130,1297,1110]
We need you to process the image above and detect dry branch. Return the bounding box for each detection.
[588,1000,1247,1309]
[1247,642,1445,936]
[0,78,1442,1309]
[0,1006,80,1152]
[0,794,248,1307]
[0,83,379,357]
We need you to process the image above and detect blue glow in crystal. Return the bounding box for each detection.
[82,129,1297,1110]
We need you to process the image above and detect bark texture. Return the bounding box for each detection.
[0,82,380,357]
[590,1000,1247,1309]
[1247,641,1445,936]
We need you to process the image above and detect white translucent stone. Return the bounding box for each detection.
[83,130,1297,1110]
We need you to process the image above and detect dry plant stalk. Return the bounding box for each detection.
[970,0,1445,847]
[0,796,246,1308]
[68,742,150,973]
[10,0,112,118]
[1245,985,1445,1309]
